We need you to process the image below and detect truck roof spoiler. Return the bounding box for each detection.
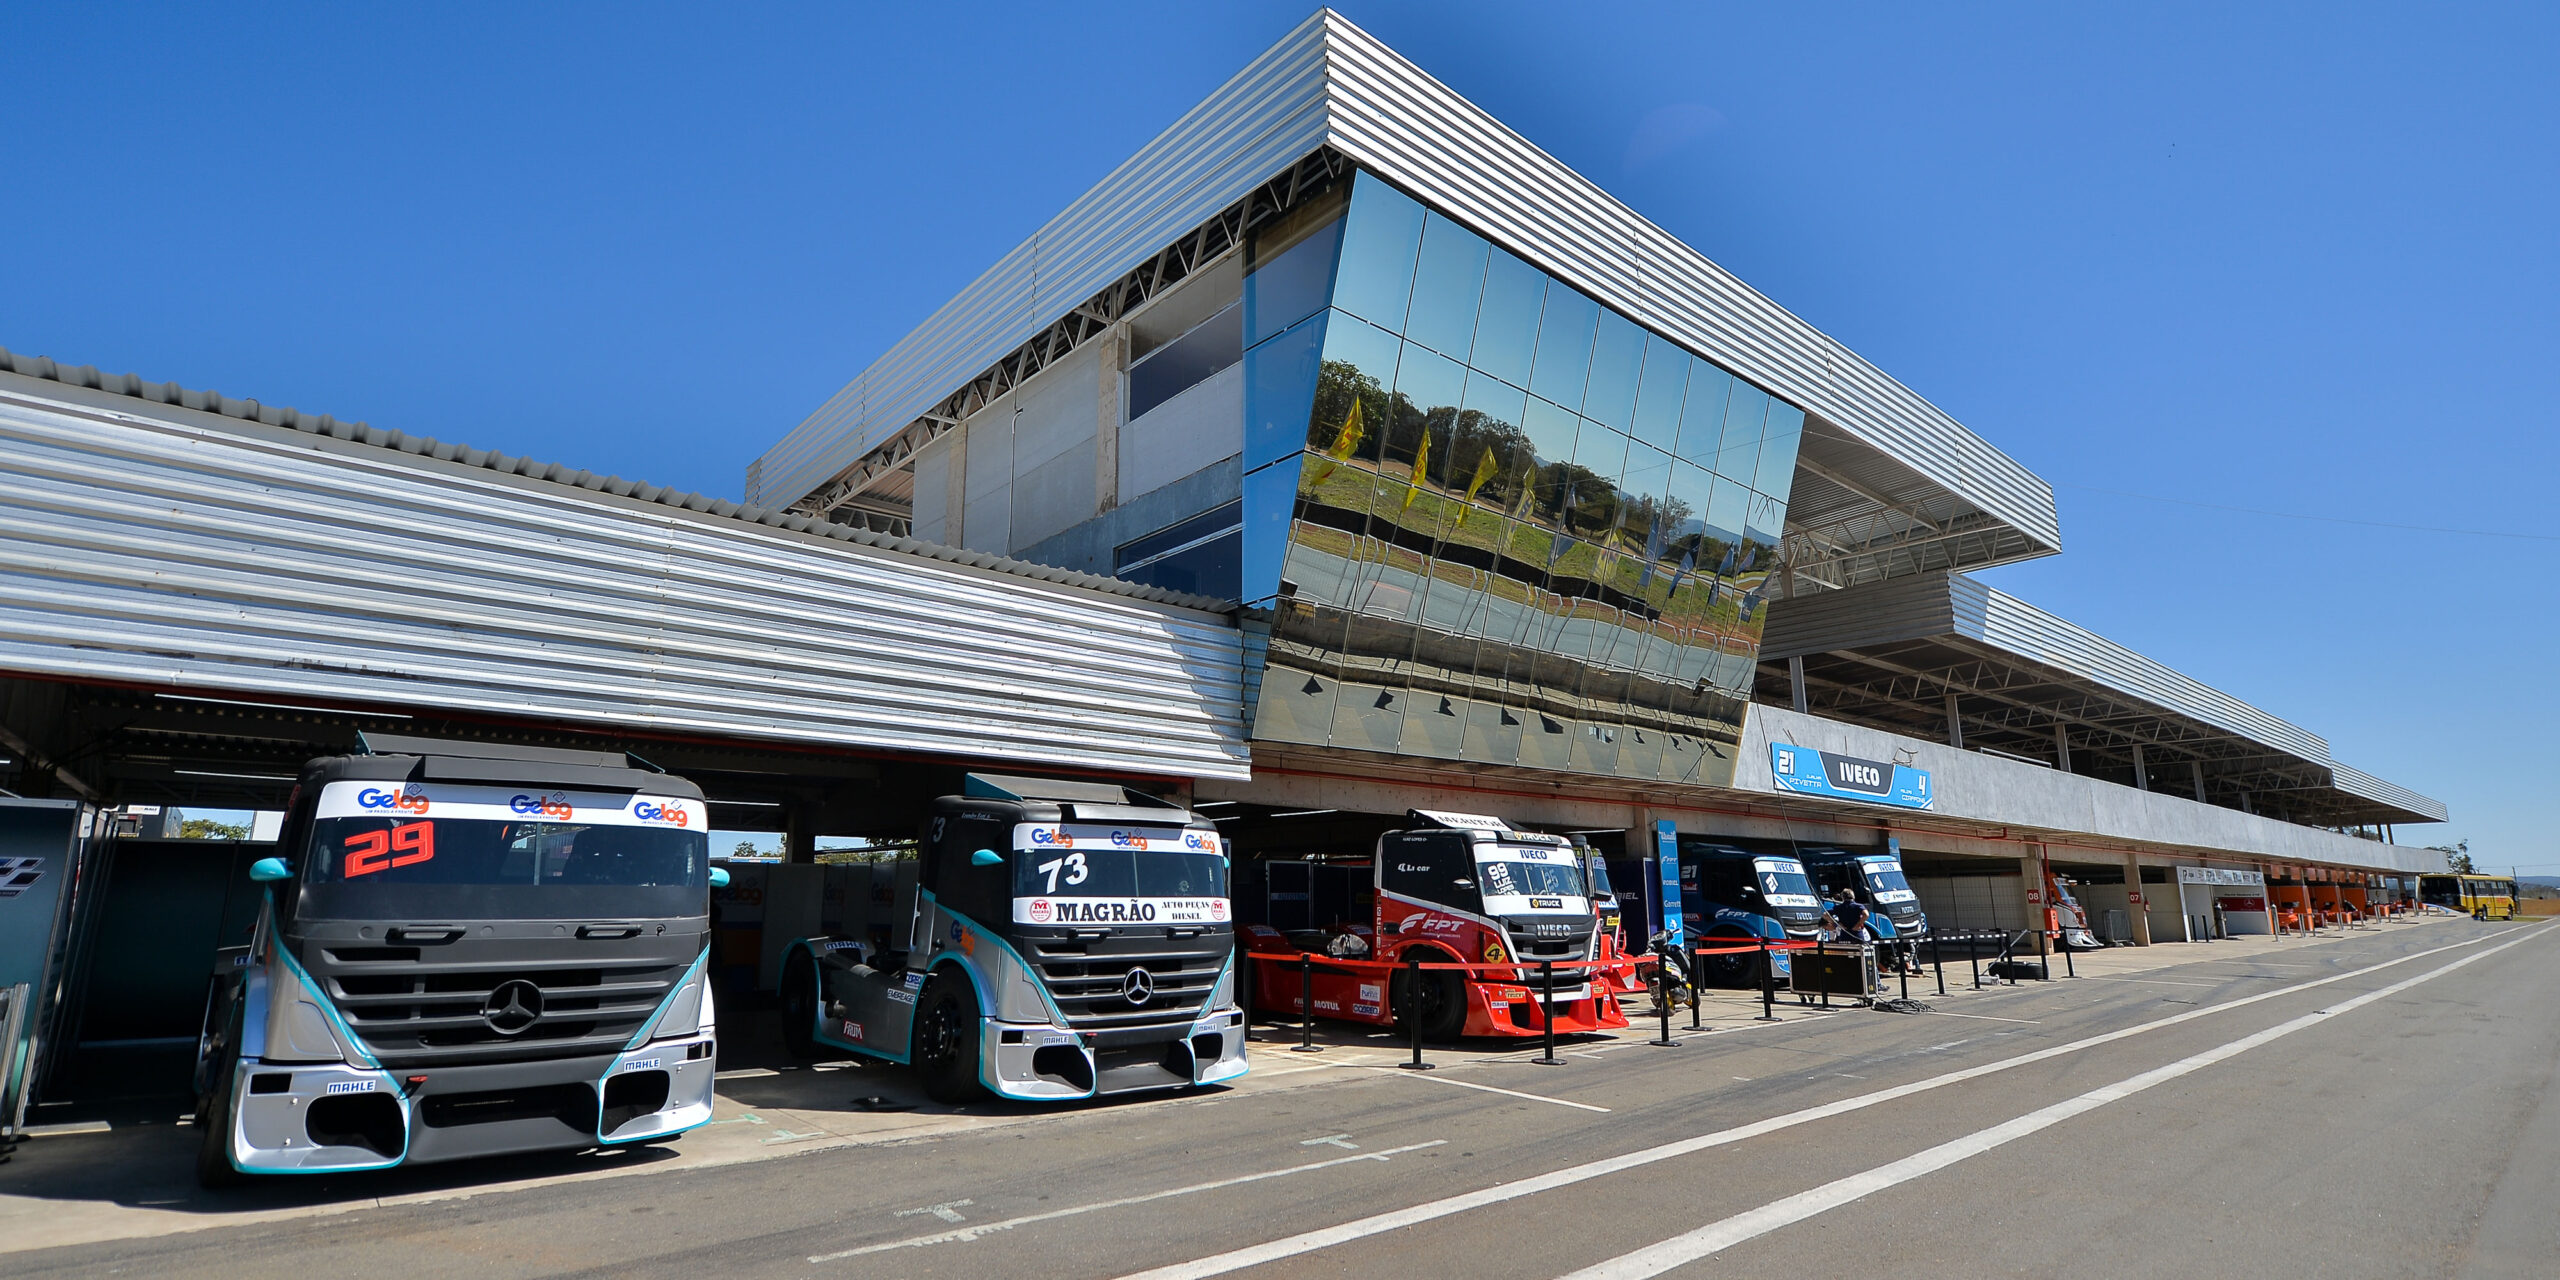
[964,773,1174,807]
[354,732,681,793]
[1405,808,1511,832]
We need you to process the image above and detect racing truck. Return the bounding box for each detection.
[775,775,1247,1103]
[1578,840,1644,998]
[1802,847,1928,967]
[192,735,726,1187]
[1673,840,1826,986]
[1237,810,1629,1040]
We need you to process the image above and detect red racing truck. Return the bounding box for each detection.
[1239,810,1629,1040]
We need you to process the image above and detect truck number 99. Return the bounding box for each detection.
[346,821,435,878]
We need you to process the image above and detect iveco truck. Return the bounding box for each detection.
[1237,809,1629,1040]
[775,775,1247,1103]
[193,736,725,1187]
[1673,840,1824,986]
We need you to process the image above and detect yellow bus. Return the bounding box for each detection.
[2417,874,2516,920]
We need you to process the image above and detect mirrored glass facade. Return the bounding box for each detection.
[1238,172,1805,788]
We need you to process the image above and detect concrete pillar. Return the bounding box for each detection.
[1944,693,1964,750]
[2132,742,2149,792]
[2123,852,2153,946]
[1789,657,1808,714]
[945,417,971,549]
[2053,723,2072,772]
[2190,759,2207,802]
[1095,327,1123,516]
[784,801,818,865]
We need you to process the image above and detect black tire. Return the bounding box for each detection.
[1389,951,1468,1042]
[193,999,244,1189]
[911,971,985,1105]
[1699,932,1759,988]
[779,951,821,1061]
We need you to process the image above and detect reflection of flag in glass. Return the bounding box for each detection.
[1306,397,1366,485]
[1716,541,1738,576]
[1401,425,1433,511]
[1665,545,1696,595]
[1546,485,1579,568]
[1636,518,1668,589]
[1454,446,1500,524]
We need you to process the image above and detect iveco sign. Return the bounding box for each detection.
[1770,744,1935,811]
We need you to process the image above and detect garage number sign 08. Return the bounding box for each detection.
[1769,743,1935,810]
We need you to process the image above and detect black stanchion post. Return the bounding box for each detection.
[2063,937,2075,978]
[1532,961,1564,1066]
[1397,951,1432,1071]
[1291,954,1322,1053]
[1758,937,1778,1021]
[1689,950,1702,1031]
[1816,934,1831,1009]
[2039,934,2051,982]
[1932,932,1946,997]
[1650,957,1678,1046]
[1899,946,1910,1002]
[1968,936,1982,990]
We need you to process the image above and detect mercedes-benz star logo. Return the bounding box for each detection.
[1119,967,1155,1006]
[482,980,544,1035]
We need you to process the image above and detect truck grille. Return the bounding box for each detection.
[1025,936,1226,1032]
[1502,923,1596,995]
[298,935,698,1069]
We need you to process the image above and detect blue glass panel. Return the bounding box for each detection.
[1518,397,1583,524]
[1332,176,1425,332]
[1310,311,1402,462]
[1676,362,1733,463]
[1583,310,1644,432]
[1755,401,1805,508]
[1529,282,1598,410]
[1629,341,1690,452]
[1404,212,1489,361]
[1239,456,1302,608]
[1471,248,1545,388]
[1245,218,1344,348]
[1243,311,1330,473]
[1716,380,1771,487]
[1388,341,1467,476]
[1664,461,1715,547]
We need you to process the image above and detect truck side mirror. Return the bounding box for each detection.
[971,849,1005,867]
[708,866,731,889]
[249,857,291,883]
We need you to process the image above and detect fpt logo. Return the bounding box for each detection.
[1028,898,1052,923]
[631,800,692,827]
[356,786,430,815]
[510,793,574,819]
[1029,827,1076,848]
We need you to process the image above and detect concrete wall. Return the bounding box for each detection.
[1737,704,2444,876]
[1122,361,1242,501]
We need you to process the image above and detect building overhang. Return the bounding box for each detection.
[752,9,2060,585]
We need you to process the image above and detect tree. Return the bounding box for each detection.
[2427,839,2475,874]
[180,817,250,840]
[732,840,766,859]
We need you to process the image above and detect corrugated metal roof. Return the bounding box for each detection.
[0,361,1251,780]
[2329,762,2450,824]
[0,346,1228,613]
[749,9,2062,568]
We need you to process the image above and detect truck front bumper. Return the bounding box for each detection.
[982,1007,1248,1101]
[219,1035,716,1174]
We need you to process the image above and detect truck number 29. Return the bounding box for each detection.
[1035,852,1089,893]
[346,821,435,878]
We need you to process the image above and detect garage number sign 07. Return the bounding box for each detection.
[1770,744,1935,810]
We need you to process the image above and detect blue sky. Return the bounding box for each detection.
[6,3,2551,869]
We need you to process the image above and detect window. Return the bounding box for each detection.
[1381,831,1477,910]
[1115,501,1243,599]
[1128,302,1241,420]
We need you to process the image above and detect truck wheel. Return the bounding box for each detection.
[1700,933,1756,988]
[1390,953,1467,1042]
[194,1000,245,1189]
[780,951,821,1060]
[912,972,986,1104]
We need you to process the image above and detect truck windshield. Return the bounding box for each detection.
[1753,858,1819,906]
[1009,824,1229,927]
[1584,855,1615,897]
[1476,843,1587,915]
[1858,859,1919,904]
[296,782,708,920]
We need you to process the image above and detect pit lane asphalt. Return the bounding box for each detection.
[8,918,2553,1279]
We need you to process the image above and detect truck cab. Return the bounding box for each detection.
[1800,848,1928,941]
[1674,840,1824,985]
[778,774,1245,1104]
[1239,809,1628,1040]
[193,735,722,1186]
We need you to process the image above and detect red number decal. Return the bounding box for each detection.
[345,829,392,877]
[345,822,434,878]
[389,821,435,870]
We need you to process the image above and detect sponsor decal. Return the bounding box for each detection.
[824,940,866,952]
[885,988,915,1005]
[356,785,431,815]
[1357,983,1383,1003]
[1770,744,1935,810]
[903,972,923,989]
[1010,897,1227,925]
[1530,897,1564,910]
[1312,1000,1340,1012]
[0,856,46,899]
[325,1079,377,1095]
[1411,809,1509,831]
[631,800,692,827]
[1211,899,1228,921]
[624,1057,661,1072]
[1181,830,1223,855]
[1028,898,1052,923]
[344,820,435,878]
[1352,1004,1381,1017]
[841,1020,864,1042]
[1037,1030,1079,1047]
[509,792,575,818]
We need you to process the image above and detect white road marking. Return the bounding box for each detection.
[1556,932,2534,1279]
[1364,1067,1611,1113]
[1301,1134,1359,1149]
[895,1199,972,1224]
[807,1140,1447,1262]
[2078,976,2222,988]
[1922,1011,2040,1024]
[1112,930,2520,1280]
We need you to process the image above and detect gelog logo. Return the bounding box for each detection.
[510,793,574,819]
[631,800,691,827]
[1109,830,1153,850]
[1029,827,1076,848]
[1182,831,1220,853]
[356,787,430,814]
